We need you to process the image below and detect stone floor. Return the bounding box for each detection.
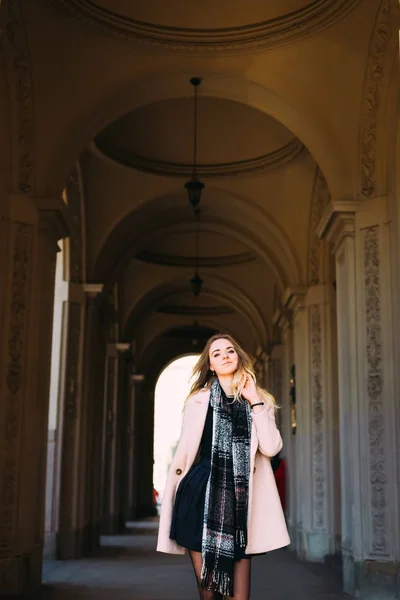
[41,520,351,600]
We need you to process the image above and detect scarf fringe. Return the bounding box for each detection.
[236,527,247,547]
[201,565,234,597]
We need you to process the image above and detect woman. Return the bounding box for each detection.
[157,334,290,599]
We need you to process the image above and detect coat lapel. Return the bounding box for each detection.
[183,389,210,471]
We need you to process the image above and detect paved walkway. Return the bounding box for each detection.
[42,520,351,600]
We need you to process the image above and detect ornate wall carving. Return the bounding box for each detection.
[309,304,327,530]
[308,167,331,285]
[65,165,84,284]
[363,226,387,555]
[49,0,363,54]
[0,223,32,551]
[4,0,36,194]
[360,0,399,197]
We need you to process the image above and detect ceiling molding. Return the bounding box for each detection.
[94,136,304,177]
[136,250,256,268]
[157,304,235,316]
[50,0,363,54]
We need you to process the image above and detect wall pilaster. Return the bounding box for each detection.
[56,283,89,559]
[284,289,309,558]
[121,372,137,521]
[304,283,339,561]
[79,284,107,555]
[0,193,68,595]
[320,198,400,598]
[100,342,130,534]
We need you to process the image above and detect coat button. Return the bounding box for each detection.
[253,466,256,473]
[176,468,182,475]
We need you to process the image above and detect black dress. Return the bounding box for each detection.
[170,396,251,560]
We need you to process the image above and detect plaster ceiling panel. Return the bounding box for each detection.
[92,0,312,29]
[54,0,364,55]
[95,97,297,173]
[143,231,250,257]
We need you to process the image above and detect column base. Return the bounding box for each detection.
[292,525,336,562]
[100,513,125,535]
[43,532,57,560]
[342,551,400,599]
[0,545,43,597]
[56,522,100,559]
[305,531,335,562]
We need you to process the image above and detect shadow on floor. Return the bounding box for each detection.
[41,521,352,600]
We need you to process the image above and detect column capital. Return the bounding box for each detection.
[131,373,145,384]
[317,201,357,255]
[107,342,132,361]
[35,195,71,240]
[115,342,131,353]
[272,307,293,333]
[83,283,104,296]
[282,285,308,315]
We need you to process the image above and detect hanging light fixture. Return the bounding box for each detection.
[190,206,203,296]
[185,77,204,209]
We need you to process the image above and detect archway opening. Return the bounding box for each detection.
[153,354,200,510]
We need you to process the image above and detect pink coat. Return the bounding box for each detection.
[157,388,290,555]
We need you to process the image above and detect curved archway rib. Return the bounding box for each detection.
[122,275,268,347]
[45,71,345,200]
[92,189,303,290]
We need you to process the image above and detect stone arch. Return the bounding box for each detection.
[64,161,87,283]
[41,71,347,200]
[1,0,36,195]
[307,166,331,286]
[131,328,216,517]
[122,274,268,348]
[93,187,302,289]
[359,0,400,198]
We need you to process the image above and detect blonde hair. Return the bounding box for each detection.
[186,333,276,408]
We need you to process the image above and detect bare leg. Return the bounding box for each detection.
[189,550,223,600]
[226,558,251,600]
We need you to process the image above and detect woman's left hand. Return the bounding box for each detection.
[241,374,260,404]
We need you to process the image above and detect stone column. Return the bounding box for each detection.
[119,366,136,522]
[284,288,309,558]
[100,342,130,534]
[0,192,69,596]
[127,374,143,520]
[303,283,339,561]
[79,285,108,554]
[319,199,400,598]
[114,344,132,529]
[273,309,295,532]
[269,345,283,431]
[56,283,89,559]
[283,317,296,536]
[133,379,155,518]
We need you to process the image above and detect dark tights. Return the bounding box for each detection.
[189,550,251,600]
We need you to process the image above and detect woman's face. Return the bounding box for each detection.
[209,338,239,377]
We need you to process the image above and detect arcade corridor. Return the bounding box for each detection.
[41,520,349,600]
[1,1,400,599]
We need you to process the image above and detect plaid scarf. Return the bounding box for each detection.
[200,379,252,597]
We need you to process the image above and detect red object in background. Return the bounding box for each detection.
[153,488,159,507]
[274,459,286,512]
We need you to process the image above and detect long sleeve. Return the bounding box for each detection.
[251,399,282,457]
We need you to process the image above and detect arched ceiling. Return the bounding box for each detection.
[95,96,302,176]
[83,137,312,359]
[89,0,323,29]
[52,0,363,52]
[9,0,391,363]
